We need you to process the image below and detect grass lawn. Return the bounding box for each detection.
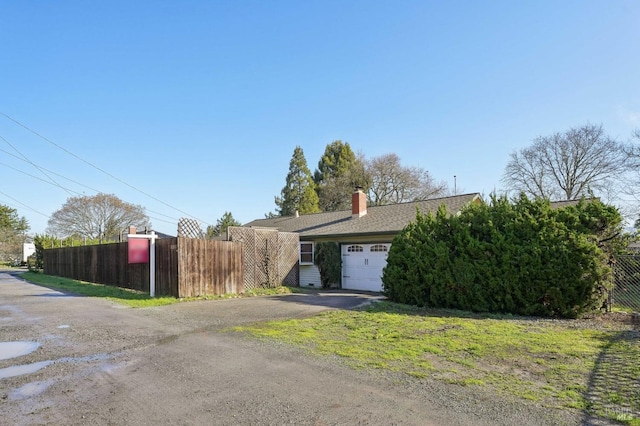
[234,301,640,425]
[19,271,297,308]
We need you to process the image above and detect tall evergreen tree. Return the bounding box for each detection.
[205,211,241,238]
[275,147,321,216]
[314,140,369,211]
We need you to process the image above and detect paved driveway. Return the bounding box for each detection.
[0,271,582,425]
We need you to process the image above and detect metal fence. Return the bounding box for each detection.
[611,255,640,313]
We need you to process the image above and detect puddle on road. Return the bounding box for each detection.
[0,360,53,379]
[0,352,118,379]
[9,380,53,399]
[57,324,70,329]
[0,341,40,361]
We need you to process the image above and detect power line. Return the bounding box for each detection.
[0,112,210,226]
[1,144,181,230]
[0,190,49,217]
[0,161,87,196]
[0,148,182,222]
[0,134,74,196]
[1,146,102,193]
[1,161,180,227]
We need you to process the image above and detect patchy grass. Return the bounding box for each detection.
[20,271,178,307]
[20,271,298,307]
[234,301,640,422]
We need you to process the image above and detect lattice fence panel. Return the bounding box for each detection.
[255,229,278,288]
[612,255,640,313]
[177,218,204,239]
[228,227,299,290]
[278,232,299,287]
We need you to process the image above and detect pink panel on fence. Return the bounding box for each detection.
[128,238,149,264]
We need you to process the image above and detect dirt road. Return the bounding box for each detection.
[1,271,586,425]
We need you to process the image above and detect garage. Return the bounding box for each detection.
[341,243,390,292]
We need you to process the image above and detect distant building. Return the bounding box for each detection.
[23,243,36,262]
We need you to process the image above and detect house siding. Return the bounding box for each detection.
[299,264,322,288]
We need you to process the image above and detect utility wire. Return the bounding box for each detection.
[1,161,88,196]
[0,190,49,217]
[1,146,101,193]
[0,164,176,225]
[0,112,210,225]
[1,162,180,226]
[0,147,181,222]
[0,134,74,196]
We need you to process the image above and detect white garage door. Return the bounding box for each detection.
[342,243,390,292]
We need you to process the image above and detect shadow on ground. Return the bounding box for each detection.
[582,329,640,424]
[270,291,385,310]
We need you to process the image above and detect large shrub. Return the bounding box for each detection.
[382,195,622,318]
[314,242,342,288]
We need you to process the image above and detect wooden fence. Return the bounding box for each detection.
[43,237,243,298]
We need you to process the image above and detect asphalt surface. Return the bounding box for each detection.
[0,270,592,425]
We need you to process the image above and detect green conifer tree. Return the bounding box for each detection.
[314,140,369,211]
[275,147,321,216]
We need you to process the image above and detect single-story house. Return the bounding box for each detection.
[243,189,482,292]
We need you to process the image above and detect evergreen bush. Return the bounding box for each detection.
[382,195,622,318]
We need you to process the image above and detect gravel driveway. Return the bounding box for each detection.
[1,270,600,425]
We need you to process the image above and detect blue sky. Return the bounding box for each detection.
[1,1,639,235]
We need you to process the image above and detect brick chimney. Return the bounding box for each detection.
[352,187,367,218]
[128,226,137,235]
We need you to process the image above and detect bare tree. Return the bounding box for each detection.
[47,193,150,242]
[622,128,640,223]
[503,124,627,200]
[366,153,447,205]
[623,128,640,175]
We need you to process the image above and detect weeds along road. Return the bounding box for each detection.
[1,271,585,426]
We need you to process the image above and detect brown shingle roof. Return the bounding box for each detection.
[244,193,481,239]
[549,199,584,209]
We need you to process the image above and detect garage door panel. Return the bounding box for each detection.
[342,244,389,292]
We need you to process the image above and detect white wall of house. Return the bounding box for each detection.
[299,264,322,288]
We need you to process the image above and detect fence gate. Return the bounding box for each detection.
[612,255,640,313]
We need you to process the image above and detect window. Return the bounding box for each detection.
[347,245,364,252]
[370,244,388,252]
[300,242,314,265]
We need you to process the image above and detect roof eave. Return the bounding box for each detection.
[300,230,399,242]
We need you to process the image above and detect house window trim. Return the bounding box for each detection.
[300,242,314,265]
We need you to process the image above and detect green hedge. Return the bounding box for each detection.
[382,195,622,318]
[315,242,342,288]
